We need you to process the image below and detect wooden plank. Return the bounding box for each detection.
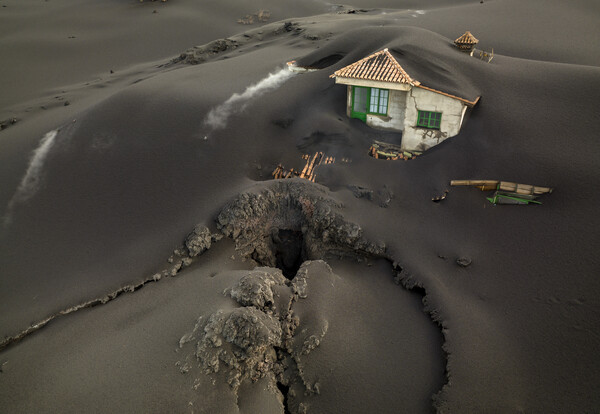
[476,184,498,191]
[451,180,499,187]
[305,152,320,178]
[452,180,552,194]
[499,182,552,195]
[300,158,310,178]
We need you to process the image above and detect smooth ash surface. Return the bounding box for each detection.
[0,0,599,413]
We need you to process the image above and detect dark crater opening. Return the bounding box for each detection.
[276,381,292,414]
[272,229,306,279]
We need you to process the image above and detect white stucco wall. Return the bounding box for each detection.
[341,80,469,151]
[401,87,466,151]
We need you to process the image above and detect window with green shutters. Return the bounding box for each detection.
[417,110,442,129]
[351,86,389,121]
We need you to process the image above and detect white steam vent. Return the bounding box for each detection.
[204,67,296,134]
[3,130,58,226]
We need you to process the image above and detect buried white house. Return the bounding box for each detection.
[330,48,480,151]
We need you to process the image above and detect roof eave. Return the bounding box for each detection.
[333,76,414,90]
[416,84,480,107]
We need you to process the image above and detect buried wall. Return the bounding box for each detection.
[401,87,466,151]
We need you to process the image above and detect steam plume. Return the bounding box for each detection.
[3,130,58,227]
[204,67,295,133]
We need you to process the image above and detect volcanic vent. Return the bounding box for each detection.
[216,178,387,276]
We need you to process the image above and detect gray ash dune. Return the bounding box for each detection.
[0,183,443,413]
[1,1,600,413]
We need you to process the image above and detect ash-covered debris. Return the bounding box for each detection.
[456,257,472,267]
[216,179,386,270]
[348,185,374,200]
[172,38,239,65]
[224,267,288,311]
[186,224,222,257]
[376,185,394,208]
[238,9,271,25]
[179,261,332,412]
[348,184,394,207]
[0,117,19,131]
[193,307,283,389]
[275,21,299,34]
[170,20,306,66]
[337,8,370,14]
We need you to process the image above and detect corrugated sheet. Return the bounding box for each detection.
[330,49,416,84]
[454,31,479,45]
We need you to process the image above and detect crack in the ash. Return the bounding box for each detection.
[0,277,157,353]
[0,226,222,354]
[276,380,292,414]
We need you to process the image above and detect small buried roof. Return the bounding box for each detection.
[454,31,479,45]
[330,48,480,107]
[330,48,418,85]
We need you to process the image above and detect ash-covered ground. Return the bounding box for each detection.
[1,0,599,413]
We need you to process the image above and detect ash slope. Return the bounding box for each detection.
[1,1,600,413]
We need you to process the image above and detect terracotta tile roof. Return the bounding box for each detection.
[330,49,418,85]
[330,48,480,107]
[454,31,479,45]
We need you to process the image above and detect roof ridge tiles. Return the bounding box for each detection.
[454,31,479,45]
[330,48,479,106]
[330,48,417,85]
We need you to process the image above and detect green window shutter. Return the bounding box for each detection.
[351,86,368,122]
[417,110,442,129]
[353,87,368,113]
[352,87,390,119]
